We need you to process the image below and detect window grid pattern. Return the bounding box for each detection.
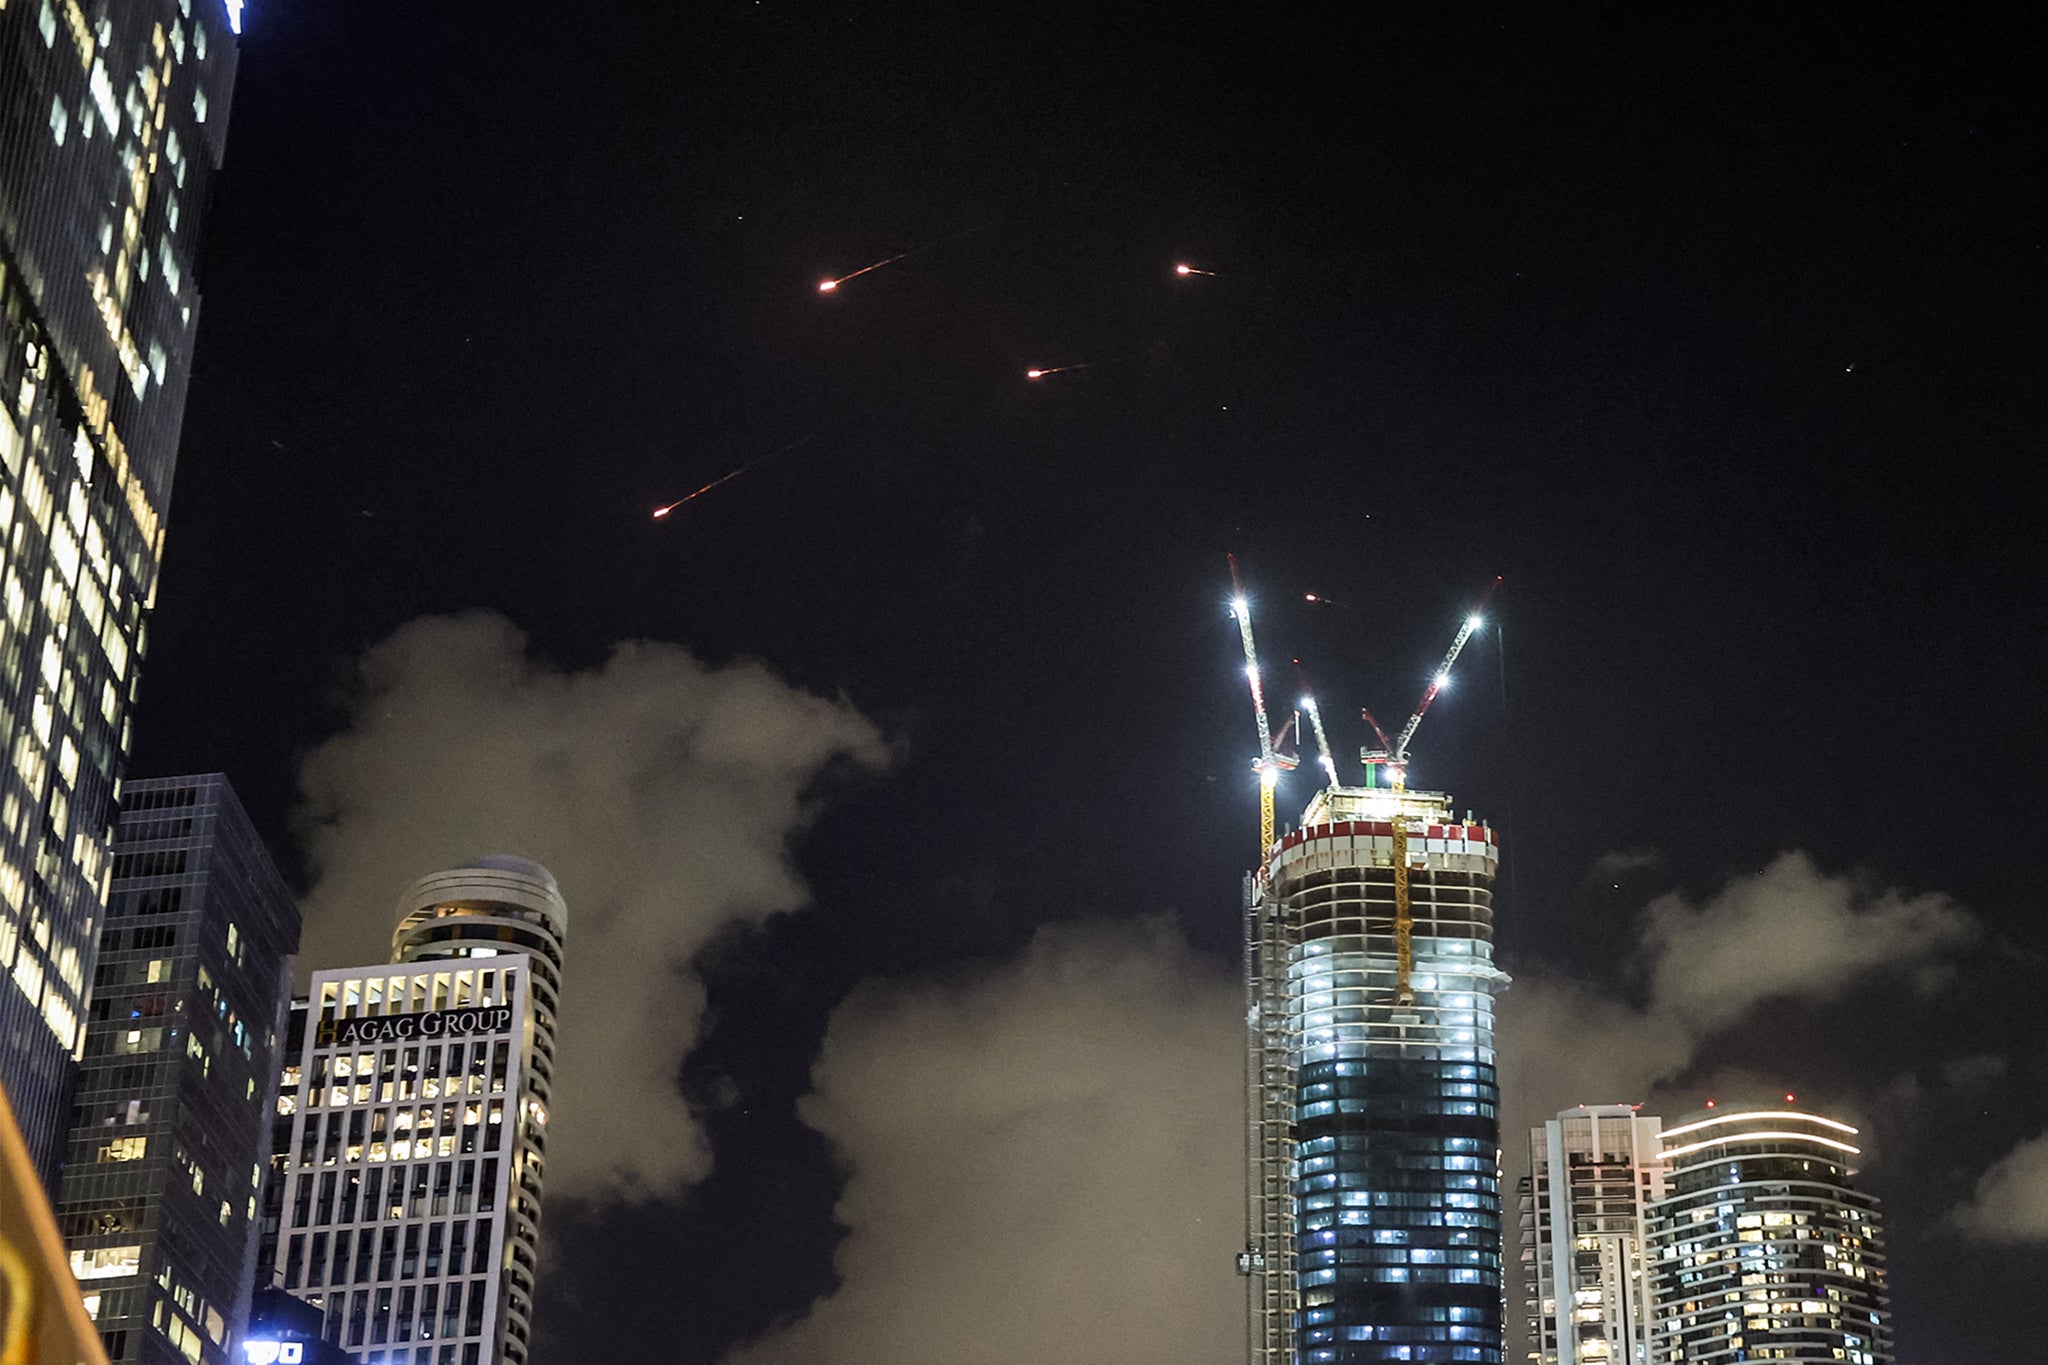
[275,964,529,1365]
[53,774,299,1365]
[1250,786,1508,1365]
[1646,1123,1892,1365]
[0,0,239,1177]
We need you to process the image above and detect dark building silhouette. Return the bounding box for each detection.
[57,775,299,1365]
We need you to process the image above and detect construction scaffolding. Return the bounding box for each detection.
[1241,869,1300,1365]
[1224,565,1507,1365]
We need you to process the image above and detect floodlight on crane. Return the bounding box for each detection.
[1361,576,1502,1005]
[1227,556,1298,868]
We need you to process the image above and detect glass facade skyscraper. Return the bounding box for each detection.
[1646,1107,1891,1365]
[1245,779,1508,1365]
[56,775,300,1365]
[264,858,565,1365]
[0,0,239,1175]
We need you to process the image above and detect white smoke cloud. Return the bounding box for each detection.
[294,612,887,1200]
[1637,852,1977,1033]
[1501,851,1980,1127]
[728,920,1244,1365]
[1953,1130,2048,1242]
[734,852,1977,1365]
[1590,848,1663,878]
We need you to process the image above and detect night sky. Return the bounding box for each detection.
[128,6,2044,1362]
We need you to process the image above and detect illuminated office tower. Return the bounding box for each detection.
[0,1,241,1174]
[56,776,298,1365]
[269,858,565,1365]
[1646,1106,1891,1365]
[1243,769,1507,1365]
[1520,1106,1666,1365]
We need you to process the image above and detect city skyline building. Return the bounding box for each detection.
[242,1287,354,1365]
[264,857,565,1365]
[56,775,299,1365]
[0,0,240,1175]
[1520,1105,1667,1365]
[1244,767,1507,1365]
[1645,1105,1892,1365]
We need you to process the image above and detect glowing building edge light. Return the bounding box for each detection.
[1661,1109,1858,1140]
[1661,1130,1862,1162]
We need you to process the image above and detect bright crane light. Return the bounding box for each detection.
[1231,596,1249,617]
[1466,614,1484,630]
[1434,671,1451,689]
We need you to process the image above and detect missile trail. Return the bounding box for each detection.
[818,251,915,293]
[1025,364,1090,380]
[818,221,996,294]
[652,439,812,520]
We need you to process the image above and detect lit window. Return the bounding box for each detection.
[69,1245,142,1280]
[49,95,68,145]
[99,1135,148,1162]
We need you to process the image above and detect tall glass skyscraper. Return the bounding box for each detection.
[0,0,240,1174]
[1646,1106,1892,1365]
[56,775,299,1365]
[265,858,566,1365]
[1244,776,1508,1365]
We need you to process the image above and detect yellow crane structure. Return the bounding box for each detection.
[1365,576,1501,1003]
[1225,558,1499,1002]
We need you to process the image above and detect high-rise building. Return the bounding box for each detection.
[1243,770,1508,1365]
[1645,1106,1892,1365]
[254,999,307,1294]
[241,1287,354,1365]
[0,0,241,1174]
[3,1080,109,1365]
[1520,1105,1667,1365]
[265,857,565,1365]
[56,775,299,1365]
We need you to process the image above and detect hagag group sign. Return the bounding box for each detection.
[317,1004,513,1048]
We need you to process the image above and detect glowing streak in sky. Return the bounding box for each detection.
[818,249,916,293]
[817,223,999,294]
[1025,364,1089,380]
[1175,262,1218,277]
[652,439,811,520]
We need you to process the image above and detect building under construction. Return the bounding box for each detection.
[1232,571,1508,1365]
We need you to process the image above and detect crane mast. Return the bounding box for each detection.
[1381,577,1500,1004]
[1300,693,1338,789]
[1390,576,1502,762]
[1227,556,1295,868]
[1224,563,1497,1005]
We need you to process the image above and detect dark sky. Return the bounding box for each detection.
[129,5,2045,1362]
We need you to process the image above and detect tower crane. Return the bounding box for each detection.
[1367,577,1501,1005]
[1228,556,1298,869]
[1294,661,1340,790]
